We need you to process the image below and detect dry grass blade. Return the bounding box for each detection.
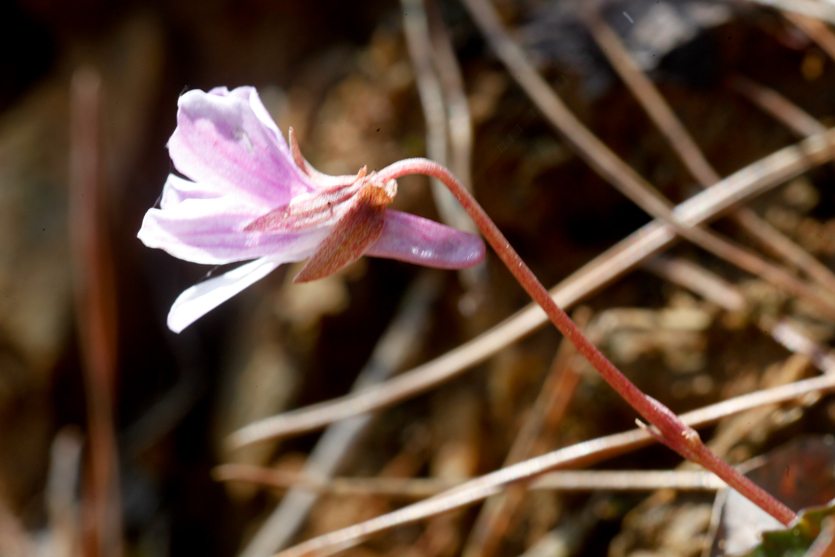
[401,0,483,295]
[767,319,835,372]
[806,517,835,557]
[215,464,454,499]
[643,256,747,312]
[45,428,84,557]
[68,66,123,557]
[236,272,443,557]
[730,75,827,137]
[401,0,475,233]
[462,308,590,557]
[729,73,835,184]
[784,11,835,62]
[589,16,835,295]
[460,0,835,321]
[228,103,835,448]
[0,496,34,557]
[745,0,835,24]
[426,0,474,191]
[215,464,725,498]
[646,256,835,372]
[274,372,835,557]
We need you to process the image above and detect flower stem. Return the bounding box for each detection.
[377,157,797,526]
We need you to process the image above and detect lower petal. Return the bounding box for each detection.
[167,255,285,333]
[365,210,485,269]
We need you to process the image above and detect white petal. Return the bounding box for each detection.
[167,255,287,333]
[160,174,224,209]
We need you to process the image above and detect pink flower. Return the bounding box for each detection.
[138,86,484,333]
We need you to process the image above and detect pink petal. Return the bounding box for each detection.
[139,175,329,265]
[168,87,314,210]
[365,210,485,269]
[159,173,225,209]
[167,255,287,333]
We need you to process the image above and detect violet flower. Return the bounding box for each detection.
[139,86,484,333]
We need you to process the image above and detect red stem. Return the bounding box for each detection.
[377,157,797,526]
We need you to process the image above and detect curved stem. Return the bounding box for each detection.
[377,157,796,526]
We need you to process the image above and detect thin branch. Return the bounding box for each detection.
[589,16,835,295]
[462,308,590,557]
[274,371,835,557]
[216,464,725,497]
[745,0,835,25]
[401,0,484,294]
[426,0,474,191]
[729,75,826,137]
[783,11,835,63]
[729,72,835,186]
[237,273,443,557]
[228,123,835,449]
[459,0,835,320]
[45,427,84,557]
[0,496,33,557]
[643,256,747,312]
[68,66,123,557]
[647,256,835,373]
[401,0,473,233]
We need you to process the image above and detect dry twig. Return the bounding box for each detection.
[215,464,725,497]
[274,371,835,557]
[461,308,590,557]
[68,66,123,557]
[238,273,443,557]
[589,16,835,295]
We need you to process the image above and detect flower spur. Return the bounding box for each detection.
[138,86,484,333]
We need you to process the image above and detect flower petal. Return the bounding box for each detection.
[168,86,314,209]
[159,173,224,209]
[365,210,485,269]
[139,185,329,265]
[167,255,285,333]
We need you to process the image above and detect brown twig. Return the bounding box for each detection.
[645,256,835,372]
[401,0,475,234]
[274,369,835,557]
[237,272,443,557]
[401,0,484,295]
[643,256,747,312]
[460,0,835,321]
[784,11,835,61]
[461,308,590,557]
[745,0,835,24]
[729,75,827,138]
[228,123,835,449]
[426,0,474,191]
[0,496,33,557]
[215,464,725,497]
[45,428,84,557]
[729,73,835,182]
[589,16,835,296]
[68,66,123,557]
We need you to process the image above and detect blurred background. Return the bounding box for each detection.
[3,0,835,556]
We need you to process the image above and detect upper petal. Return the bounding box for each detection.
[168,86,315,209]
[159,173,225,209]
[365,210,485,269]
